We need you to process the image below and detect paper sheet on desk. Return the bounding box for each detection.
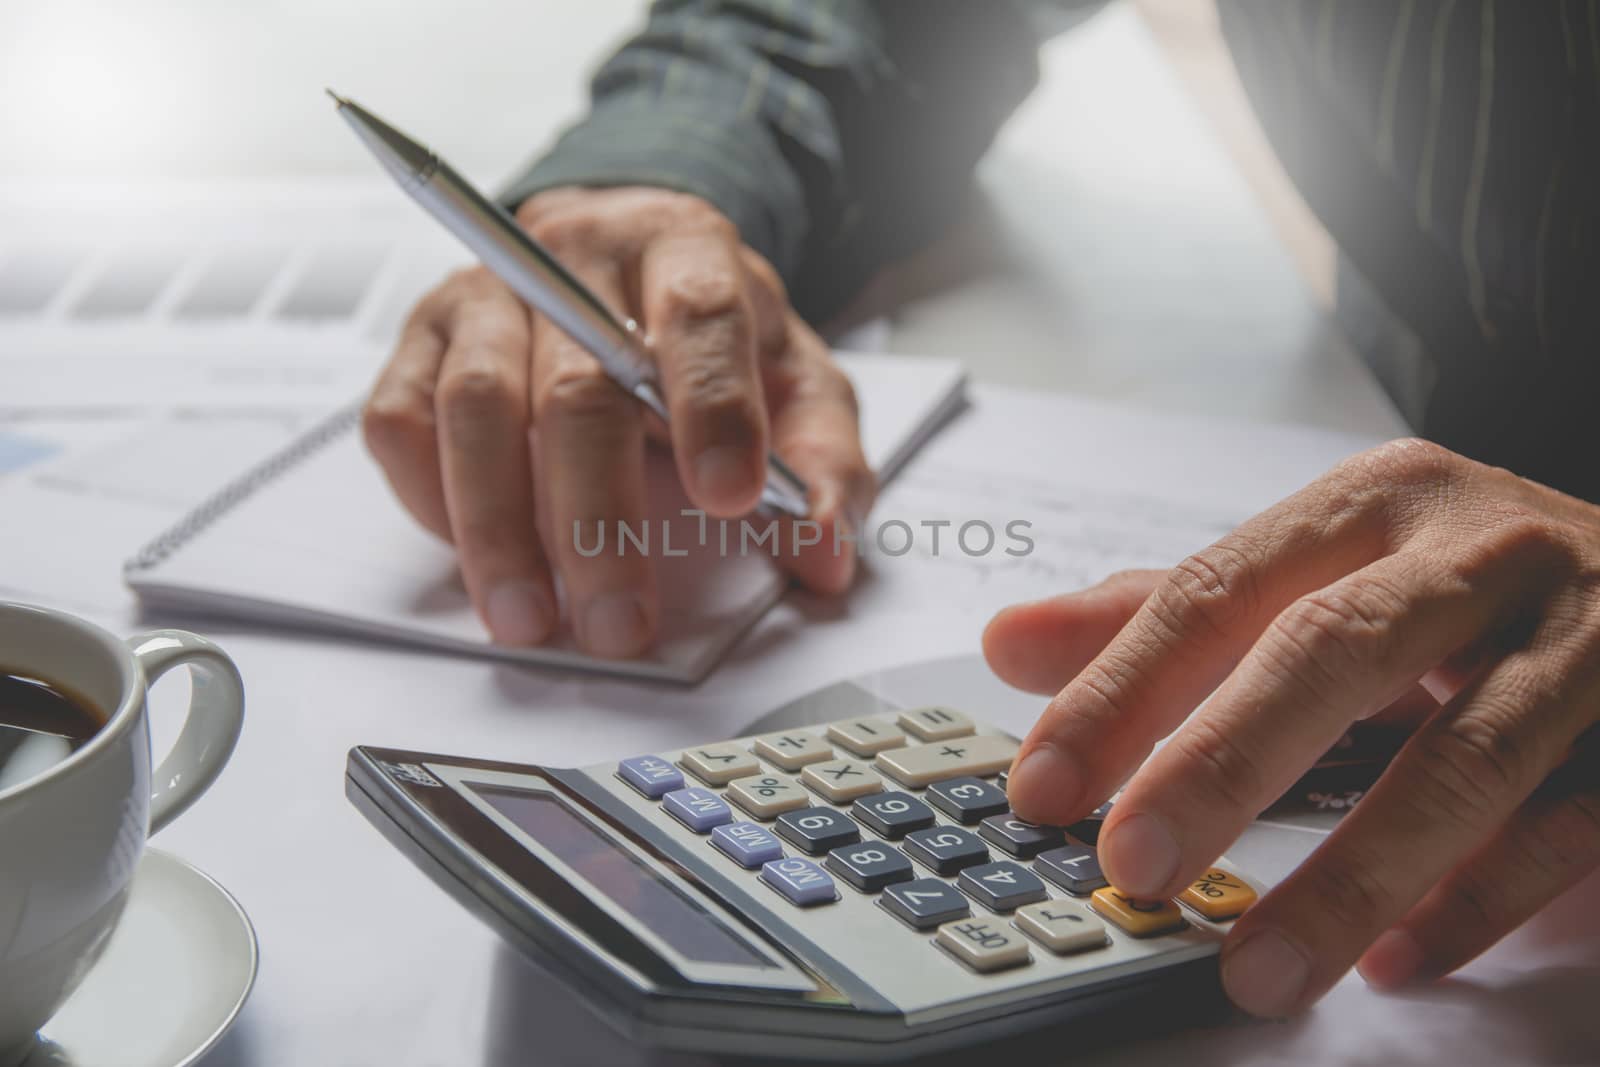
[118,353,968,684]
[0,179,464,410]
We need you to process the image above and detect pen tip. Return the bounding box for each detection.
[325,88,346,107]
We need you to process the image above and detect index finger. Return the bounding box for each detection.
[1005,474,1393,826]
[641,225,768,516]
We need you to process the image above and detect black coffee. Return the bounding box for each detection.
[0,670,106,790]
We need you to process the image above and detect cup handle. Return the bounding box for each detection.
[126,629,245,835]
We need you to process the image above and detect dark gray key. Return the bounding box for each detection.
[958,861,1049,912]
[903,826,990,875]
[979,814,1065,859]
[1034,844,1107,895]
[775,807,860,855]
[1067,801,1113,845]
[825,842,914,892]
[926,776,1010,824]
[882,878,970,929]
[851,791,935,839]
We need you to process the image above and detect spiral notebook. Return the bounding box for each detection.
[123,353,967,683]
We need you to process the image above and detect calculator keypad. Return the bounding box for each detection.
[826,842,915,892]
[1014,901,1109,955]
[601,709,1238,994]
[926,776,1009,824]
[1178,868,1257,921]
[979,814,1064,858]
[874,735,1018,787]
[935,918,1030,973]
[662,787,733,833]
[826,717,908,757]
[616,755,684,798]
[882,879,970,929]
[897,707,976,742]
[726,773,809,819]
[680,744,761,786]
[752,732,835,771]
[761,858,837,906]
[711,822,785,868]
[851,792,937,839]
[1033,844,1108,895]
[903,826,990,875]
[775,807,861,855]
[958,861,1049,912]
[1090,887,1187,938]
[800,758,884,803]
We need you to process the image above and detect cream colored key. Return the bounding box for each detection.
[897,707,975,742]
[726,773,809,818]
[680,742,760,786]
[1014,901,1109,955]
[800,758,884,802]
[875,735,1018,787]
[935,918,1030,973]
[826,717,908,757]
[751,731,834,771]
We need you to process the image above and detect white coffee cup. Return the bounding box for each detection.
[0,602,244,1064]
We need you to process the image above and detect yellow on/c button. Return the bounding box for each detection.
[1178,868,1258,921]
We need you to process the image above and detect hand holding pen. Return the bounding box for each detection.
[334,97,876,658]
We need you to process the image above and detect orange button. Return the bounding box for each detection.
[1179,868,1257,922]
[1090,886,1186,938]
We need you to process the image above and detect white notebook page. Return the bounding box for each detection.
[126,353,966,683]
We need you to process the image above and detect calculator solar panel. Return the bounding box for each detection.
[347,664,1263,1061]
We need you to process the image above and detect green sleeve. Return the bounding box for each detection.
[499,0,1045,321]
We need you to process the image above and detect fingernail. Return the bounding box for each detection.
[485,581,554,646]
[1102,812,1180,897]
[1222,929,1312,1018]
[694,445,756,504]
[1006,744,1084,821]
[1358,928,1426,989]
[583,592,652,658]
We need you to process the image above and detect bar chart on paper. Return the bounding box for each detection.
[0,178,468,410]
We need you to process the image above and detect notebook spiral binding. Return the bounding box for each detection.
[125,403,364,574]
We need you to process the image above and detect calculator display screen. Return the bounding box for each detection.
[469,783,778,970]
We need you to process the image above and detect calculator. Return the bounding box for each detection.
[346,656,1268,1062]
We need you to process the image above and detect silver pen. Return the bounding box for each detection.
[328,90,811,519]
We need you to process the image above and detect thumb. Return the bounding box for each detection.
[983,570,1165,694]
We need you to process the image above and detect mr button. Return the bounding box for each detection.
[935,918,1030,973]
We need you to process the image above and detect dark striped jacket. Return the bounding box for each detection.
[504,1,1600,500]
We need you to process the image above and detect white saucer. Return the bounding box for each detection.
[25,848,258,1067]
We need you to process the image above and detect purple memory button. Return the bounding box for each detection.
[618,755,684,799]
[711,822,784,868]
[760,858,837,906]
[662,788,732,833]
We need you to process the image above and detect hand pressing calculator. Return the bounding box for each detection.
[346,657,1267,1062]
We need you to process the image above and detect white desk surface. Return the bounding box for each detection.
[4,2,1596,1065]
